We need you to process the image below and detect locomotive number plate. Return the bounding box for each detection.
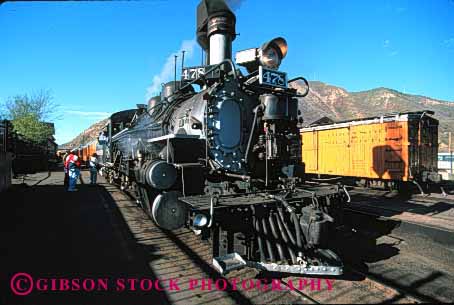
[259,66,287,88]
[181,65,220,82]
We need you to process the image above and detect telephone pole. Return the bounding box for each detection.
[449,132,453,177]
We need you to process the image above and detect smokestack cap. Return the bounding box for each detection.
[197,0,236,50]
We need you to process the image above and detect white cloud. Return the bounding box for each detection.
[65,110,110,119]
[145,39,198,101]
[383,39,398,56]
[226,0,245,10]
[388,50,399,57]
[443,38,454,49]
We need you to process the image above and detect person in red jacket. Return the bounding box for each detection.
[63,151,74,188]
[68,154,81,192]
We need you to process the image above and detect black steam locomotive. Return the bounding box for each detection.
[100,0,347,275]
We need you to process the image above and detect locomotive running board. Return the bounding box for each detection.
[213,253,343,276]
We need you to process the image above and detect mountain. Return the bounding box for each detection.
[61,82,454,152]
[292,81,454,152]
[60,118,108,149]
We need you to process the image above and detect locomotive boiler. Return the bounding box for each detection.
[100,0,347,275]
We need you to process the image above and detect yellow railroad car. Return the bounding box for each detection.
[301,111,440,189]
[80,141,98,163]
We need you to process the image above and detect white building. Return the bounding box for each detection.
[438,153,454,180]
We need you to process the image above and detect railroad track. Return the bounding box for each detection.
[96,173,433,304]
[343,191,454,235]
[346,267,425,304]
[339,206,454,303]
[348,186,454,203]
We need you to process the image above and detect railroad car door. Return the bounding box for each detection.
[350,126,367,177]
[419,116,438,172]
[407,115,438,179]
[371,124,385,179]
[384,121,404,180]
[334,127,349,175]
[302,131,318,173]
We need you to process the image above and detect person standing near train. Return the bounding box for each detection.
[68,154,81,192]
[63,151,73,188]
[88,153,99,185]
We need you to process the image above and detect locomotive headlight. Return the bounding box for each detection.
[235,37,288,72]
[193,214,208,228]
[259,37,287,69]
[259,47,281,69]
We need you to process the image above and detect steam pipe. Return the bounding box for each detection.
[287,77,310,97]
[291,212,303,249]
[268,214,285,261]
[254,218,265,261]
[266,193,303,249]
[224,172,251,181]
[251,205,266,261]
[277,207,296,245]
[261,218,275,261]
[274,213,288,243]
[245,105,262,164]
[274,212,297,264]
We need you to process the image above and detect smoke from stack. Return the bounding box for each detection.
[145,39,197,101]
[226,0,245,11]
[145,0,246,100]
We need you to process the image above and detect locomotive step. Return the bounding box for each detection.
[213,251,343,276]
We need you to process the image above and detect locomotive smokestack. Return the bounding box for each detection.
[196,0,236,65]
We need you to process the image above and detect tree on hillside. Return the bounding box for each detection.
[1,90,59,143]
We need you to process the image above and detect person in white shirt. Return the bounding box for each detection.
[88,153,99,185]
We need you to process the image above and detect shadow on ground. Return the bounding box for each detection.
[0,171,171,305]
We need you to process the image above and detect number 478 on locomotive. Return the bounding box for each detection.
[98,0,349,276]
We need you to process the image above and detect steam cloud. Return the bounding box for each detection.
[226,0,245,11]
[65,110,111,119]
[145,1,246,101]
[145,39,197,101]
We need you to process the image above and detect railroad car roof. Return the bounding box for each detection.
[301,111,438,132]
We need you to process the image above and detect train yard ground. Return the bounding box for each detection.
[1,169,454,304]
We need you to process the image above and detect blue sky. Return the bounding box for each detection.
[1,0,453,144]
